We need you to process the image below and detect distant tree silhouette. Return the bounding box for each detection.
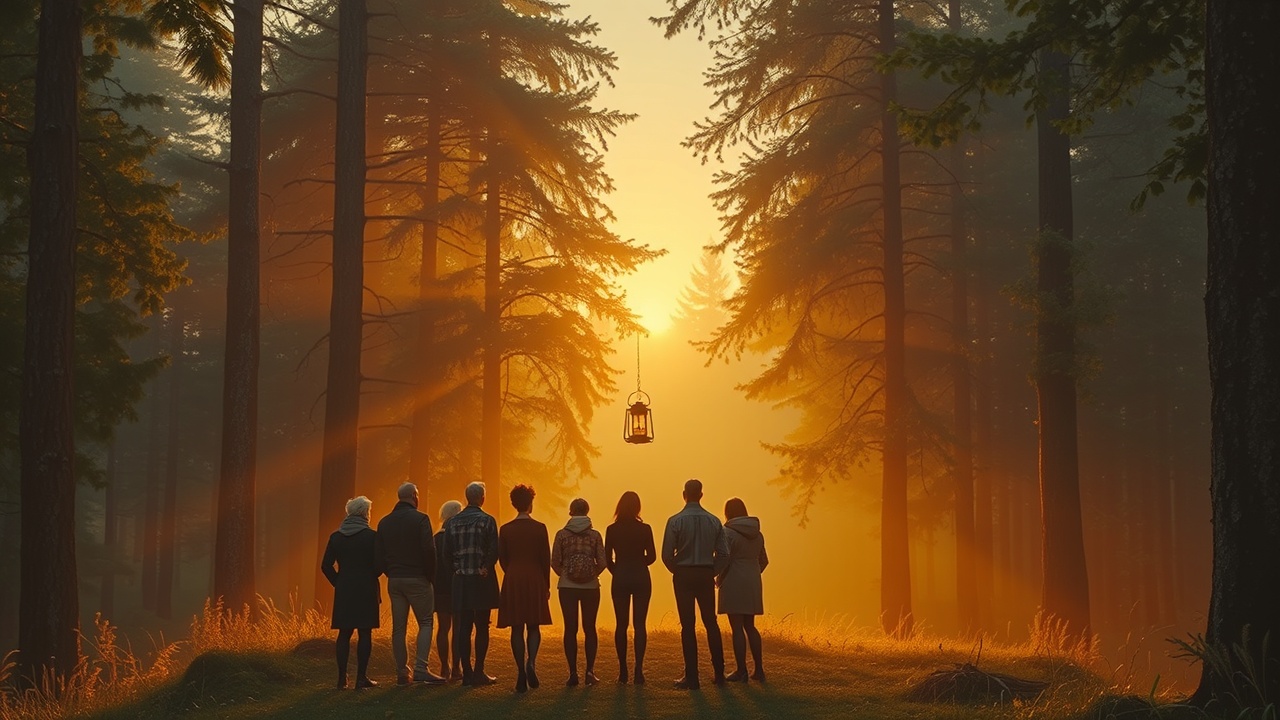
[672,249,731,341]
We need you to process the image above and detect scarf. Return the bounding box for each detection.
[338,514,371,536]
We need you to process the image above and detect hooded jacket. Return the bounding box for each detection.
[551,516,606,590]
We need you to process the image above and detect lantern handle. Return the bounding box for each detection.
[627,390,651,406]
[635,333,642,392]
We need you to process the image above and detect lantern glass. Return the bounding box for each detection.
[624,395,654,444]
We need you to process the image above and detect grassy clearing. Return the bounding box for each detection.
[3,604,1209,720]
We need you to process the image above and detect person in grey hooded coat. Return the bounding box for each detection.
[716,497,769,682]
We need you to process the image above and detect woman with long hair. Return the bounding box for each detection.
[604,490,655,684]
[717,497,769,682]
[551,497,606,686]
[497,484,553,693]
[320,495,382,689]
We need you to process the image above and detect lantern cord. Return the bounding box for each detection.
[635,333,642,392]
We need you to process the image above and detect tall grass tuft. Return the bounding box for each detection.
[0,596,329,720]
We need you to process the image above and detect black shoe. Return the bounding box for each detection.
[470,672,497,686]
[673,676,700,690]
[396,675,411,686]
[751,668,766,683]
[515,672,528,693]
[634,669,645,685]
[712,672,727,686]
[355,676,379,689]
[525,662,540,689]
[337,673,348,690]
[584,671,599,686]
[566,673,579,687]
[414,671,447,685]
[725,669,749,683]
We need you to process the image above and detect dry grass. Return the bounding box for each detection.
[0,596,332,720]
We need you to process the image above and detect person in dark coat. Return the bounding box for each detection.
[605,490,656,685]
[497,484,552,693]
[321,495,381,689]
[434,499,463,681]
[717,497,769,682]
[375,481,445,685]
[441,481,500,686]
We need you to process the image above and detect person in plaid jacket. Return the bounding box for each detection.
[441,481,500,686]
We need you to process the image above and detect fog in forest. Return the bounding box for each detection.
[0,0,1225,702]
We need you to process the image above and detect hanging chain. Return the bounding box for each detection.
[635,333,642,392]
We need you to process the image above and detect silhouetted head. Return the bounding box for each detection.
[439,500,462,524]
[465,481,486,507]
[614,491,642,522]
[398,482,419,507]
[724,497,747,521]
[569,497,590,517]
[346,495,372,519]
[683,478,704,503]
[510,484,536,514]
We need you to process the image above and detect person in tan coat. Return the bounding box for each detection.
[716,497,769,682]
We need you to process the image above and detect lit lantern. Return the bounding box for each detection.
[624,390,654,444]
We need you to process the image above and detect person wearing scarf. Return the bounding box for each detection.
[321,495,382,689]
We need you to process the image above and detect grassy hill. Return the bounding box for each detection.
[80,625,1149,720]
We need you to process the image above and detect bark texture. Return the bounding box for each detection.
[1193,0,1280,706]
[1034,43,1090,639]
[214,0,264,611]
[19,0,81,683]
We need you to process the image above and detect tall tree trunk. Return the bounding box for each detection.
[410,99,442,504]
[157,314,183,620]
[481,28,503,523]
[316,0,367,601]
[100,442,118,619]
[1193,0,1280,705]
[141,379,161,611]
[214,0,264,612]
[1034,42,1090,639]
[877,0,911,639]
[19,0,81,683]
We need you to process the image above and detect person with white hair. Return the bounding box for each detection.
[433,499,464,680]
[440,481,500,686]
[321,495,382,689]
[374,482,445,685]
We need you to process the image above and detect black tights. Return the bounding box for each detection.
[510,623,543,677]
[727,614,763,674]
[559,588,600,676]
[336,627,372,680]
[435,610,461,677]
[453,607,491,674]
[611,581,651,678]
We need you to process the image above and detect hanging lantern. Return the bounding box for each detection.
[624,390,654,444]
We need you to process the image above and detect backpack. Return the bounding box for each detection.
[562,532,599,584]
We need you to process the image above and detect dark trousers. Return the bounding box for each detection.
[672,566,724,681]
[452,575,492,674]
[558,587,600,674]
[611,578,652,675]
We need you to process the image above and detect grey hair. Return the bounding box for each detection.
[345,495,372,518]
[465,481,486,505]
[397,482,418,501]
[439,500,463,523]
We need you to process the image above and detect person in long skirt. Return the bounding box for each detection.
[551,498,606,686]
[433,500,463,680]
[605,490,655,684]
[497,484,553,693]
[320,496,382,689]
[716,497,769,682]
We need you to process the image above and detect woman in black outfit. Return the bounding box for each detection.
[320,495,382,689]
[604,491,656,684]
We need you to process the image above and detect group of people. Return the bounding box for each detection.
[319,478,769,693]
